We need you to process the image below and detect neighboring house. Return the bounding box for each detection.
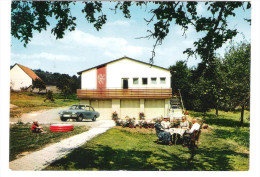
[77,56,172,120]
[10,64,42,91]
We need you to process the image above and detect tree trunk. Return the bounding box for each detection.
[240,105,244,127]
[215,102,219,117]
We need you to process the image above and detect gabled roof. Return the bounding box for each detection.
[13,64,41,81]
[77,56,170,75]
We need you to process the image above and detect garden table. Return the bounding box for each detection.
[169,128,188,145]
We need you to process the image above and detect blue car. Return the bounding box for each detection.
[59,105,100,122]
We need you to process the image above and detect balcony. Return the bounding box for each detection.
[77,88,172,99]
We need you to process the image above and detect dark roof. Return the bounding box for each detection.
[77,56,170,75]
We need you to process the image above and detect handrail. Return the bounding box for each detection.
[77,88,172,99]
[178,89,185,113]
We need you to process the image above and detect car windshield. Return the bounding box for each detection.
[70,105,87,110]
[70,105,78,110]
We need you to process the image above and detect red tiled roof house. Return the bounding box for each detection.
[10,64,41,91]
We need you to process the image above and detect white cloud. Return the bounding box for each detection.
[11,52,76,61]
[106,20,134,27]
[57,29,148,59]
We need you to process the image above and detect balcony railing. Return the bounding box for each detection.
[77,88,172,99]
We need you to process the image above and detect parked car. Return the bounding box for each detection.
[58,105,100,122]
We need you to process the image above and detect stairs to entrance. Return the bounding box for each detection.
[170,96,182,109]
[169,95,185,119]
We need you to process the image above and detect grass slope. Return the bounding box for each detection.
[10,92,80,118]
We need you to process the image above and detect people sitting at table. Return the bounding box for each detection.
[31,120,46,133]
[180,116,189,129]
[161,117,171,132]
[183,119,200,146]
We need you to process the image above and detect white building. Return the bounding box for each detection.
[10,64,41,91]
[77,57,172,120]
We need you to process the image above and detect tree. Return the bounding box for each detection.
[32,78,46,93]
[44,90,55,102]
[56,73,80,99]
[169,61,192,109]
[11,1,250,64]
[222,42,250,126]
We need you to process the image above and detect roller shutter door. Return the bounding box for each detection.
[120,99,140,119]
[90,100,112,120]
[144,99,164,119]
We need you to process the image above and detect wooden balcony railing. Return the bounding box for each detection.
[77,88,172,99]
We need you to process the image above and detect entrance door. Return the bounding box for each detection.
[122,79,128,89]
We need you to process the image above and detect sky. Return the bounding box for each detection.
[10,1,251,76]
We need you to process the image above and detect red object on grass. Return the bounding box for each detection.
[50,124,74,132]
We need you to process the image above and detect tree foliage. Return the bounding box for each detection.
[170,41,250,125]
[222,42,250,126]
[169,61,192,108]
[33,69,81,98]
[11,1,250,64]
[32,78,46,93]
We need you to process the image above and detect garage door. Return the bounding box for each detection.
[120,99,140,119]
[144,99,164,119]
[90,100,112,120]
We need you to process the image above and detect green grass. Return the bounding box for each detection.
[9,123,89,161]
[10,92,80,118]
[189,109,250,148]
[44,110,249,171]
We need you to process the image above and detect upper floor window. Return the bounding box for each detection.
[151,77,157,84]
[160,77,166,84]
[133,78,139,85]
[142,78,148,85]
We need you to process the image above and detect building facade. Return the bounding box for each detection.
[10,64,41,91]
[77,57,172,120]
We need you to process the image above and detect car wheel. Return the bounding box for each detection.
[92,116,97,121]
[77,115,83,122]
[61,117,67,122]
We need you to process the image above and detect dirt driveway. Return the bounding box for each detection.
[10,107,111,127]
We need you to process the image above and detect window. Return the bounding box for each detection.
[160,77,166,84]
[142,78,148,85]
[151,77,157,84]
[133,78,139,85]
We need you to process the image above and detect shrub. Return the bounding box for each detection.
[44,90,55,102]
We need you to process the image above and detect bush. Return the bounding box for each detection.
[44,90,54,102]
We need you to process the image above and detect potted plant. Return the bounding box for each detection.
[112,111,118,120]
[139,112,145,120]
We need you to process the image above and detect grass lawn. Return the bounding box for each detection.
[9,123,89,161]
[44,110,249,171]
[10,92,80,118]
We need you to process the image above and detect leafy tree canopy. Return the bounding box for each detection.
[11,1,251,64]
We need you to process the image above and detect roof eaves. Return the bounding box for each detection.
[77,56,169,75]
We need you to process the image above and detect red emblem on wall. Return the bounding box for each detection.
[97,65,106,89]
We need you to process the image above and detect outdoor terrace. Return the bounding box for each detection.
[77,88,172,99]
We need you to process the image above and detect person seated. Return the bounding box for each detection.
[180,116,189,129]
[31,120,46,133]
[183,119,200,146]
[161,117,171,132]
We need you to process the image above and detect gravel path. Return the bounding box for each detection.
[10,107,108,127]
[10,107,70,124]
[9,120,115,171]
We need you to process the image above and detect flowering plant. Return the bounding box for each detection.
[139,112,145,120]
[184,111,189,115]
[122,118,136,128]
[112,111,118,120]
